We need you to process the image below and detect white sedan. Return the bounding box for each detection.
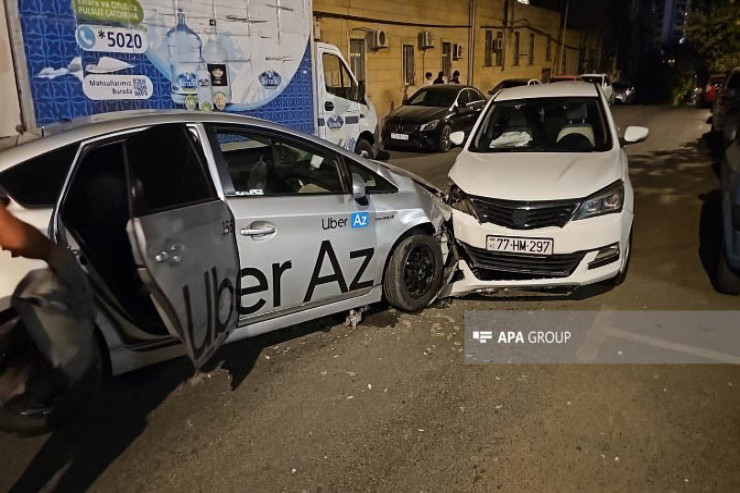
[443,82,648,297]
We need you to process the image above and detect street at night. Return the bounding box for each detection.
[2,106,739,491]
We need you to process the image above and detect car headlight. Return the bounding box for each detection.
[420,120,439,132]
[573,181,625,220]
[447,184,478,218]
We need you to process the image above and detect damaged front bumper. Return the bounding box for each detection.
[439,208,631,299]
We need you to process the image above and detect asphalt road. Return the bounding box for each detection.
[2,106,740,492]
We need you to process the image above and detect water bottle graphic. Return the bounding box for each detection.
[197,64,213,111]
[166,9,204,108]
[203,20,231,110]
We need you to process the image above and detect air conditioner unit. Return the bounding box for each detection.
[368,29,389,50]
[419,31,435,50]
[454,43,465,60]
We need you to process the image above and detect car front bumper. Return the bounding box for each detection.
[444,208,633,297]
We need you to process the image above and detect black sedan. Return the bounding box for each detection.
[381,85,487,152]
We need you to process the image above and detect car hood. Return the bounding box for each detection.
[387,106,448,122]
[449,150,622,200]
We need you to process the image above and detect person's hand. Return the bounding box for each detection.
[0,203,55,261]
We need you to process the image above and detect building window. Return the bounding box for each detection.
[349,38,366,83]
[546,35,552,62]
[513,32,520,66]
[403,44,415,86]
[485,31,493,67]
[442,42,452,79]
[528,33,535,65]
[495,31,503,66]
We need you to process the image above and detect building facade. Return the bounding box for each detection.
[314,0,602,118]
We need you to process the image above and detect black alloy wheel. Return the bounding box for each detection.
[403,243,437,299]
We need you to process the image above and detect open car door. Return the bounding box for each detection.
[124,124,239,369]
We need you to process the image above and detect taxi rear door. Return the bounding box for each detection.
[124,124,239,368]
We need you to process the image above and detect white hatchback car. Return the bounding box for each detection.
[444,82,648,297]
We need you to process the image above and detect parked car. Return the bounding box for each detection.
[712,68,740,138]
[580,73,614,104]
[0,111,451,432]
[705,74,727,107]
[718,123,740,294]
[613,81,636,104]
[381,85,488,152]
[489,78,541,96]
[549,75,580,83]
[442,82,648,298]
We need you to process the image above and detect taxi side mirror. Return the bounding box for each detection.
[352,173,367,200]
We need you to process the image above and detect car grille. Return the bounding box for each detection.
[462,245,585,278]
[469,195,580,230]
[387,121,420,133]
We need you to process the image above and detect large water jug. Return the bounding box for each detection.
[166,9,204,106]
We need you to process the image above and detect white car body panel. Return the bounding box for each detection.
[448,150,624,201]
[445,82,635,297]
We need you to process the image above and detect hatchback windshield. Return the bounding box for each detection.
[407,87,458,107]
[470,97,612,152]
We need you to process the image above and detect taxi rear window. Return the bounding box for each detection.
[0,143,79,208]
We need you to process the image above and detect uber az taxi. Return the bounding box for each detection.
[0,112,451,382]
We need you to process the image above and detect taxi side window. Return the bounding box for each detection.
[126,124,217,216]
[0,143,79,208]
[345,160,397,194]
[213,129,346,197]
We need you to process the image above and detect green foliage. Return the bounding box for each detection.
[685,1,740,73]
[670,73,696,106]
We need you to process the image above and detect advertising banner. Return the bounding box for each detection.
[16,0,315,134]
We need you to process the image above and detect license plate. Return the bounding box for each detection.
[391,133,409,141]
[486,235,554,255]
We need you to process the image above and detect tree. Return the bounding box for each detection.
[685,0,740,73]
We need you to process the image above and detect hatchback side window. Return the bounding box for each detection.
[457,90,471,106]
[125,124,217,216]
[468,89,485,103]
[212,128,346,197]
[0,143,79,208]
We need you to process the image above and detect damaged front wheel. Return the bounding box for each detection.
[384,233,444,312]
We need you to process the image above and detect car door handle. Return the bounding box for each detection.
[155,244,184,265]
[325,101,334,111]
[240,226,276,237]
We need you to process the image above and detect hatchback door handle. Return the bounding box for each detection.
[240,226,275,237]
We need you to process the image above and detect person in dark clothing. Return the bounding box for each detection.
[450,70,461,84]
[0,194,95,411]
[433,71,445,84]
